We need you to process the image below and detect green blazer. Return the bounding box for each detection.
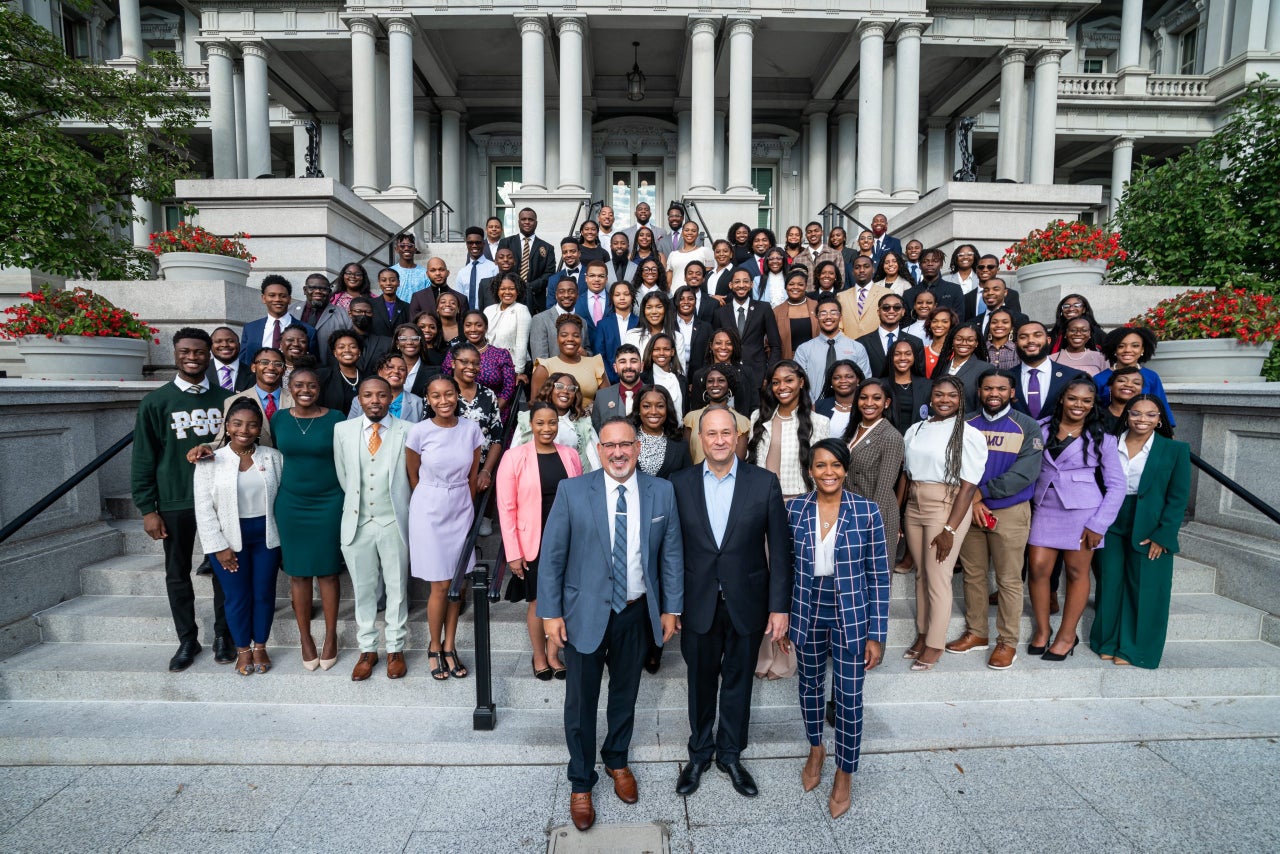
[1122,434,1192,553]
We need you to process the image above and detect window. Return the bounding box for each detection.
[1179,27,1200,75]
[62,14,90,59]
[162,205,183,231]
[1082,57,1106,74]
[493,165,522,234]
[751,167,775,230]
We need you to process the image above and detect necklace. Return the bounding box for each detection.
[292,411,320,436]
[340,370,358,388]
[833,401,852,412]
[232,446,254,457]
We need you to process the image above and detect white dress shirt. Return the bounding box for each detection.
[652,364,684,415]
[1117,430,1154,495]
[236,462,268,518]
[457,257,500,305]
[174,376,211,394]
[814,523,838,577]
[1019,362,1050,411]
[878,325,904,354]
[260,313,296,349]
[606,472,645,600]
[585,290,609,324]
[211,358,240,391]
[675,316,696,367]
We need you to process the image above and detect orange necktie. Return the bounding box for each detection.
[368,422,382,456]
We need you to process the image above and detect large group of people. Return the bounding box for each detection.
[131,203,1192,831]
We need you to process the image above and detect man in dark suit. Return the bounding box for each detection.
[964,277,1025,326]
[539,417,684,831]
[543,236,584,311]
[498,207,556,314]
[240,275,318,369]
[407,257,470,322]
[206,326,254,392]
[856,293,924,378]
[1003,321,1084,419]
[290,274,352,364]
[868,213,903,265]
[734,228,777,280]
[714,268,782,388]
[476,246,518,312]
[670,406,792,798]
[902,249,965,320]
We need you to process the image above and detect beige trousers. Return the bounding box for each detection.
[958,500,1031,646]
[904,482,974,649]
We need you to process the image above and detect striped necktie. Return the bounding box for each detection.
[611,486,629,613]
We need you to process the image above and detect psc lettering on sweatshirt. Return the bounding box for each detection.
[170,408,223,439]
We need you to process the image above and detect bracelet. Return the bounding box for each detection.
[942,524,956,534]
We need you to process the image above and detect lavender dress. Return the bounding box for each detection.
[405,418,485,581]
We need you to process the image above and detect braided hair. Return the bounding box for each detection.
[748,359,818,490]
[929,375,969,487]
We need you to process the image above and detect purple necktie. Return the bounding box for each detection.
[1027,368,1042,418]
[219,365,233,391]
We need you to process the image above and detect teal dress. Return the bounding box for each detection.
[271,409,345,577]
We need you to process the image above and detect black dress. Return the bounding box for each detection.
[504,450,569,603]
[789,316,815,353]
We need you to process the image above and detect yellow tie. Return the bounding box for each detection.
[368,422,382,456]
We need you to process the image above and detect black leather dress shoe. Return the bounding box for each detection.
[195,557,212,576]
[213,636,235,664]
[716,760,759,797]
[676,759,710,796]
[826,699,837,728]
[169,640,202,672]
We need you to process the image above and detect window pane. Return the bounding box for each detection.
[494,165,522,233]
[752,168,774,230]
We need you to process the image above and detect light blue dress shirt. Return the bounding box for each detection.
[702,456,739,548]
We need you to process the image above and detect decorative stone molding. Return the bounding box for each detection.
[727,18,757,38]
[517,16,547,37]
[556,16,586,37]
[1000,47,1029,66]
[858,20,889,39]
[384,18,414,37]
[346,17,377,38]
[688,17,719,38]
[1035,48,1066,68]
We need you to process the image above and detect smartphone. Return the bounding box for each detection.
[981,511,998,531]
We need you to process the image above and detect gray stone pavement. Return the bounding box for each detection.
[1,737,1277,853]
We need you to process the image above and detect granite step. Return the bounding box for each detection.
[3,639,1278,710]
[2,694,1278,766]
[78,548,1220,601]
[33,586,1263,653]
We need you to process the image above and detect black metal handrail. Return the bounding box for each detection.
[348,202,440,272]
[568,199,603,238]
[423,199,454,243]
[818,202,872,240]
[1191,451,1280,527]
[680,198,713,245]
[0,430,135,546]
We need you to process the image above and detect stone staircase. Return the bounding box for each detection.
[1,503,1278,766]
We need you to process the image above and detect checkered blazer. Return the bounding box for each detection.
[786,491,890,651]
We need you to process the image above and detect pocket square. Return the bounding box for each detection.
[651,516,665,523]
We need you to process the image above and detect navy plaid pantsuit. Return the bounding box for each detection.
[787,492,890,773]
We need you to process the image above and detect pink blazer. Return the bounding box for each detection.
[495,442,583,563]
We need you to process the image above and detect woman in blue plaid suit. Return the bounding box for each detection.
[786,438,891,818]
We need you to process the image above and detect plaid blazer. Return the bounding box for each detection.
[786,491,890,651]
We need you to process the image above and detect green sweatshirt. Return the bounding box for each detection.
[130,381,231,515]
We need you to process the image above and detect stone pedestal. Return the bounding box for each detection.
[64,280,263,377]
[1018,283,1211,330]
[360,189,427,246]
[0,268,66,379]
[174,179,403,284]
[679,192,765,242]
[503,189,592,247]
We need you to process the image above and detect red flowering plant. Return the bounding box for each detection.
[1001,219,1127,270]
[1126,288,1280,344]
[148,221,255,262]
[0,284,159,343]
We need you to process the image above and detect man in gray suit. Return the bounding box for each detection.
[290,273,352,364]
[333,377,412,681]
[539,417,684,831]
[530,277,588,361]
[590,345,644,434]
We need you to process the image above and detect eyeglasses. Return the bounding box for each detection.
[395,335,421,343]
[976,263,998,270]
[599,441,638,451]
[254,360,285,369]
[342,271,362,278]
[882,305,905,312]
[552,382,579,392]
[453,359,480,368]
[304,285,332,292]
[1062,302,1085,310]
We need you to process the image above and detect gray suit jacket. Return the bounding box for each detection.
[332,415,411,547]
[590,384,629,434]
[537,469,685,653]
[529,308,593,361]
[290,302,352,365]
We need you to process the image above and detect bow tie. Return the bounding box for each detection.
[565,267,579,276]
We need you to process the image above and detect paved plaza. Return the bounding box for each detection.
[1,737,1276,853]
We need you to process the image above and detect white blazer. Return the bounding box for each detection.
[484,302,531,369]
[193,445,283,554]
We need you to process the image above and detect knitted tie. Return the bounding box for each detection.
[520,236,532,283]
[368,422,382,456]
[611,487,629,613]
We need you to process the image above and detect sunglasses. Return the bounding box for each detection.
[976,263,998,270]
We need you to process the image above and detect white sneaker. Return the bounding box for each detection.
[479,518,493,537]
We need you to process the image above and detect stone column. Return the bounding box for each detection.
[544,111,560,190]
[1110,136,1135,219]
[118,0,143,61]
[676,108,691,198]
[1028,50,1063,185]
[925,117,948,191]
[1118,0,1144,69]
[318,112,341,182]
[182,11,201,66]
[892,23,923,198]
[835,108,857,203]
[713,110,726,192]
[240,42,272,179]
[441,107,463,219]
[996,48,1027,182]
[518,16,547,190]
[374,46,391,190]
[726,18,756,193]
[232,62,248,178]
[557,17,586,191]
[856,21,886,196]
[413,109,433,200]
[206,43,238,179]
[807,109,829,214]
[1270,0,1280,51]
[688,18,718,192]
[131,196,150,248]
[292,118,309,177]
[387,19,416,193]
[349,18,379,193]
[583,107,595,197]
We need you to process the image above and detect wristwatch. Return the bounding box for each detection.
[942,524,956,534]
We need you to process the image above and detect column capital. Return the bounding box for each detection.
[1034,48,1066,68]
[1000,46,1030,65]
[203,40,235,59]
[1112,135,1138,150]
[236,40,269,60]
[688,16,719,38]
[412,98,436,114]
[345,16,378,38]
[435,97,466,115]
[555,15,586,37]
[383,17,415,37]
[857,19,891,40]
[314,111,341,123]
[892,19,931,40]
[516,15,548,37]
[673,98,691,113]
[833,101,858,117]
[727,17,759,38]
[804,100,836,118]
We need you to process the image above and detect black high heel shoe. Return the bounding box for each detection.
[1027,637,1050,656]
[1041,637,1079,662]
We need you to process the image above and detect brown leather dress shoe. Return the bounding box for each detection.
[945,632,989,654]
[351,651,378,681]
[569,792,595,831]
[987,642,1017,670]
[386,651,406,679]
[605,766,639,804]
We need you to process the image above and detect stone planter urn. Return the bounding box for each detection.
[1148,339,1274,384]
[16,335,150,381]
[157,252,251,288]
[1013,258,1109,296]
